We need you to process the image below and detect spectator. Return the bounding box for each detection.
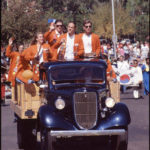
[141,41,149,60]
[141,58,149,95]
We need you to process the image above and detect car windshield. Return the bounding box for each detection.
[50,65,105,84]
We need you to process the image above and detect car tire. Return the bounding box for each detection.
[40,128,55,150]
[111,128,128,150]
[17,118,36,149]
[117,129,128,150]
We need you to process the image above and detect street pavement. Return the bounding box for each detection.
[1,89,149,150]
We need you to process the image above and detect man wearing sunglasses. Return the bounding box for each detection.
[44,19,64,47]
[78,20,101,58]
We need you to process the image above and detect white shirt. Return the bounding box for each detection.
[82,34,92,53]
[130,66,143,84]
[64,33,75,60]
[141,45,149,59]
[117,61,130,74]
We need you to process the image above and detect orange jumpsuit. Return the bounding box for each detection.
[6,45,20,86]
[22,43,56,81]
[52,33,84,59]
[78,33,101,57]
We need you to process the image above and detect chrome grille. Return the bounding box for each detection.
[74,92,97,129]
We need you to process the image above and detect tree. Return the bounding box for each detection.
[1,0,46,45]
[126,0,149,41]
[89,2,135,38]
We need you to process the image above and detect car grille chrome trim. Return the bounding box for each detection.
[73,92,97,129]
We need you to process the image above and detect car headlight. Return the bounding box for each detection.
[55,96,65,110]
[105,97,115,108]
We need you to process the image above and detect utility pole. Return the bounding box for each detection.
[111,0,117,59]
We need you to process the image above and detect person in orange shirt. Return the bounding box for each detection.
[52,21,84,60]
[44,19,64,47]
[6,38,24,86]
[101,53,117,82]
[21,32,57,82]
[78,20,101,58]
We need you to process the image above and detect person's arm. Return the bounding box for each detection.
[21,47,35,61]
[6,38,14,58]
[44,24,55,41]
[95,35,101,57]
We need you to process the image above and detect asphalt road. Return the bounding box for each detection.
[1,89,149,150]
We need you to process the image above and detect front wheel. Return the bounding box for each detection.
[17,118,36,149]
[111,128,128,150]
[40,128,55,150]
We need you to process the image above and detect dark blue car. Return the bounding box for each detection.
[36,59,131,150]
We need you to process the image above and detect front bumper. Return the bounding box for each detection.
[50,129,126,138]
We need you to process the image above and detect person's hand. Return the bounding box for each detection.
[8,37,14,46]
[60,38,66,44]
[49,22,55,32]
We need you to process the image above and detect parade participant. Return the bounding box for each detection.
[115,55,130,93]
[52,21,84,60]
[101,53,120,102]
[6,38,24,86]
[44,19,63,47]
[78,20,101,58]
[142,58,149,95]
[115,55,130,75]
[130,59,143,98]
[21,32,56,82]
[130,59,143,85]
[101,53,117,82]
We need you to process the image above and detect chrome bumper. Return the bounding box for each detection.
[50,129,126,138]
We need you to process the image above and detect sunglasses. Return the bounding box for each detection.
[56,25,63,27]
[85,25,92,28]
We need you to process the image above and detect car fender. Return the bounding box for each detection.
[37,105,76,130]
[97,103,131,130]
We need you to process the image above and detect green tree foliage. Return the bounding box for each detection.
[41,0,99,33]
[126,0,149,41]
[89,2,135,38]
[1,0,46,45]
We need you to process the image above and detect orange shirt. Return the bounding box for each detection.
[22,43,56,81]
[52,33,84,59]
[6,45,20,86]
[78,33,101,56]
[15,51,32,84]
[44,30,62,47]
[106,59,116,79]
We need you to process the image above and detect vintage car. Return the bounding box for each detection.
[36,59,131,150]
[12,59,131,150]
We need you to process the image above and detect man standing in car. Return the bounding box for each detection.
[78,20,101,58]
[44,19,64,47]
[52,21,83,60]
